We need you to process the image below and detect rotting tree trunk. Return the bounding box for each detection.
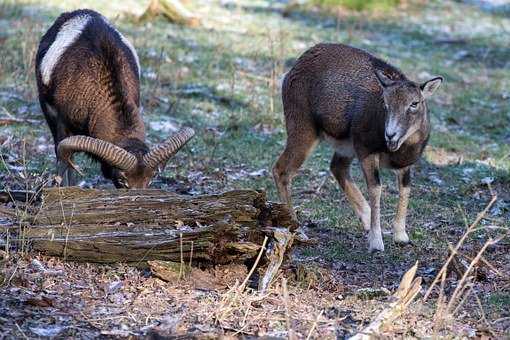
[139,0,200,27]
[10,187,295,265]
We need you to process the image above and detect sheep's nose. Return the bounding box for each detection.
[385,131,396,141]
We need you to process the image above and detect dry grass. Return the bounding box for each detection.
[0,0,509,338]
[427,192,509,337]
[1,193,507,338]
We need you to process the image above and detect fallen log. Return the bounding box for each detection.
[139,0,200,27]
[5,187,295,265]
[0,189,39,204]
[0,117,40,126]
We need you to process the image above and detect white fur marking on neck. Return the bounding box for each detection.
[101,15,141,77]
[40,15,91,85]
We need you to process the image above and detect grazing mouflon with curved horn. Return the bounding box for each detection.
[273,43,442,252]
[36,9,194,188]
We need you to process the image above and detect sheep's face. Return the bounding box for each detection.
[110,165,155,189]
[375,71,443,152]
[100,139,155,189]
[105,139,155,189]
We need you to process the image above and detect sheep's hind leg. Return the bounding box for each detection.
[272,132,318,221]
[360,154,384,252]
[330,153,371,231]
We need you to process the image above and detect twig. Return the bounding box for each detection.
[1,263,19,287]
[237,303,253,335]
[259,229,294,292]
[306,310,323,340]
[447,236,502,312]
[189,240,194,269]
[282,278,296,340]
[239,236,268,292]
[423,195,497,301]
[451,280,475,316]
[179,233,184,280]
[473,292,494,335]
[479,255,508,278]
[315,175,329,195]
[350,262,422,340]
[432,268,448,337]
[493,317,510,324]
[448,242,508,279]
[498,152,510,162]
[15,323,29,340]
[0,117,39,126]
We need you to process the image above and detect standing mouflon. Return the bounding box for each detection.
[273,43,443,252]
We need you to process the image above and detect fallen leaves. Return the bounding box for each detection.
[25,296,53,308]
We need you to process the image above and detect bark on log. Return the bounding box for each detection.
[9,187,295,265]
[139,0,200,27]
[0,190,39,204]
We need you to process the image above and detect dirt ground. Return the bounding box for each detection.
[1,0,510,338]
[0,221,509,339]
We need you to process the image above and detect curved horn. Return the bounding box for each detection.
[143,127,195,169]
[57,136,137,172]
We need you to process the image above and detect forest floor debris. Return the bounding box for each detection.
[1,0,509,337]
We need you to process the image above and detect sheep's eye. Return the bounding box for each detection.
[410,101,419,109]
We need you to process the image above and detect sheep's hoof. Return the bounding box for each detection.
[362,222,371,232]
[393,231,410,244]
[368,233,384,252]
[361,211,371,232]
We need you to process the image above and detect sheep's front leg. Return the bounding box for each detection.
[394,167,411,244]
[361,154,384,252]
[56,160,76,186]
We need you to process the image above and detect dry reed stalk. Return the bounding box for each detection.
[189,240,194,269]
[432,268,448,337]
[467,251,507,279]
[305,310,323,340]
[213,237,269,326]
[430,194,509,334]
[15,322,29,340]
[350,262,422,339]
[239,236,268,292]
[473,291,493,334]
[282,278,296,340]
[423,195,497,301]
[447,235,507,313]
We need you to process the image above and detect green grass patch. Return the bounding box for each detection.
[310,0,401,11]
[488,292,510,314]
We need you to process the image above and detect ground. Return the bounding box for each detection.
[0,0,509,338]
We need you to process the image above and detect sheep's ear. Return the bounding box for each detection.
[421,76,443,98]
[374,70,395,88]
